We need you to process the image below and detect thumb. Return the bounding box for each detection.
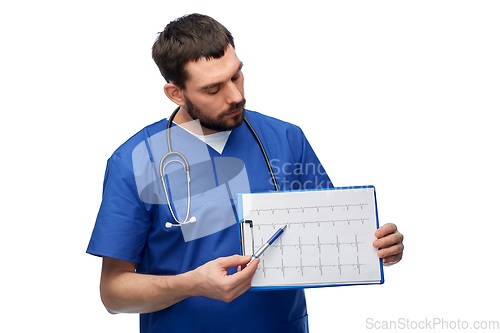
[217,255,252,269]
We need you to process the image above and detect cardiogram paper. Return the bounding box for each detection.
[238,187,383,289]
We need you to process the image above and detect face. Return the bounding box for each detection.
[184,96,246,132]
[180,45,246,133]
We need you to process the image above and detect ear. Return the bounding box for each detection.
[163,83,185,106]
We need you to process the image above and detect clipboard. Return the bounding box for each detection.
[237,186,384,290]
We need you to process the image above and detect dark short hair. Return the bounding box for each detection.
[152,14,235,89]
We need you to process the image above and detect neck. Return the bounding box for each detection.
[173,106,217,135]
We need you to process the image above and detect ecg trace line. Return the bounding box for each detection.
[257,256,366,277]
[253,234,364,256]
[249,203,369,215]
[251,218,370,230]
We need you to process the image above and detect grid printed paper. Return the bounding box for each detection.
[239,187,383,289]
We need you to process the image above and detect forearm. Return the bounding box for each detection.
[100,255,200,314]
[101,270,195,314]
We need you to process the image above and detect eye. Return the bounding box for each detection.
[231,74,241,82]
[207,87,220,95]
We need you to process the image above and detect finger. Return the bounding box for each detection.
[246,257,259,269]
[236,256,254,272]
[224,258,258,284]
[216,255,252,269]
[241,256,259,270]
[373,232,404,249]
[377,243,404,259]
[220,259,258,302]
[218,277,253,303]
[382,252,403,266]
[375,223,397,239]
[236,258,259,278]
[223,277,253,302]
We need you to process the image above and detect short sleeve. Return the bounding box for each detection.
[87,154,152,263]
[295,128,332,190]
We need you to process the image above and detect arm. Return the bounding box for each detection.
[100,255,259,314]
[373,223,404,266]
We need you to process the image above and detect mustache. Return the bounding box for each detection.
[227,98,246,114]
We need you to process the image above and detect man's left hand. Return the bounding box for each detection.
[373,223,404,266]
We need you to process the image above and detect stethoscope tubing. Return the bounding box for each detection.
[160,107,278,227]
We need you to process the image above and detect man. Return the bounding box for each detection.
[87,13,404,332]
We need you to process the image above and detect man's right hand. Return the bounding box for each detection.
[186,255,259,303]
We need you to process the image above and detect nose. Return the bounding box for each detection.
[225,81,243,105]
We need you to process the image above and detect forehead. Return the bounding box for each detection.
[184,46,241,89]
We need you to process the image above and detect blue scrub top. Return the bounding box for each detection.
[87,110,333,333]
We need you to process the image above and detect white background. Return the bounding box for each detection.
[1,1,499,332]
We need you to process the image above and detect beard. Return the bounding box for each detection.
[184,97,246,132]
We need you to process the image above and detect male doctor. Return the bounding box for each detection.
[87,13,404,333]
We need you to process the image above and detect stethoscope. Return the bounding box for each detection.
[159,106,279,228]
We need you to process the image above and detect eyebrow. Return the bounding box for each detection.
[200,62,243,91]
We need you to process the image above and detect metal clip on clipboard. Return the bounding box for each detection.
[240,220,254,256]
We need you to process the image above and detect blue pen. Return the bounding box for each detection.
[248,225,287,265]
